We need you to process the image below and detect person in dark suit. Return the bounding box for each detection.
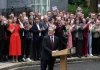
[18,15,26,62]
[73,18,84,58]
[0,15,6,62]
[2,18,11,61]
[41,27,59,70]
[54,18,66,50]
[31,17,44,61]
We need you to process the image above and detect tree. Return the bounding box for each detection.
[68,0,75,5]
[90,0,98,13]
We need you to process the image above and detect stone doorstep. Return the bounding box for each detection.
[0,56,100,70]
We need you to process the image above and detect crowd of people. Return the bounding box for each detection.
[0,7,100,62]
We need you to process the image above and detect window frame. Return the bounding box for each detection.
[31,0,50,16]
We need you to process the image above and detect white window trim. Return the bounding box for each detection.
[30,0,50,16]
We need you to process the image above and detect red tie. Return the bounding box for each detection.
[51,37,54,50]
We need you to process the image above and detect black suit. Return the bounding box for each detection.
[0,21,5,61]
[3,24,11,61]
[19,28,26,61]
[41,35,59,70]
[31,23,43,60]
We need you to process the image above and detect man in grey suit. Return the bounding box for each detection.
[41,15,50,36]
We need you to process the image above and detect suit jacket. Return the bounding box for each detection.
[19,28,25,37]
[55,22,65,38]
[41,35,59,60]
[41,21,49,36]
[73,24,84,40]
[19,22,25,38]
[92,24,100,38]
[0,21,6,39]
[31,23,43,41]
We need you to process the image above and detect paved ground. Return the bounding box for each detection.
[0,56,100,70]
[10,61,100,70]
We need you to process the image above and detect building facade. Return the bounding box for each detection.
[0,0,68,16]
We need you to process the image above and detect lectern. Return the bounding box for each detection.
[52,48,76,70]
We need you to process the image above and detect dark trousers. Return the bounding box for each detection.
[25,38,32,58]
[19,36,25,60]
[3,38,10,60]
[0,39,4,61]
[92,37,100,55]
[73,38,83,57]
[33,37,42,60]
[41,58,56,70]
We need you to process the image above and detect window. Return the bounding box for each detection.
[35,0,41,4]
[42,0,47,5]
[31,0,50,16]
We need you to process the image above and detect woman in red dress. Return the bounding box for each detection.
[8,17,21,62]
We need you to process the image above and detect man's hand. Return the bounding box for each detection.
[56,50,59,52]
[40,28,44,31]
[52,50,59,53]
[52,51,56,53]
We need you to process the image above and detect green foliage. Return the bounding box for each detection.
[82,7,89,17]
[68,2,89,17]
[68,4,77,14]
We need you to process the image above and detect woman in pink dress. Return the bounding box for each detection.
[66,19,73,48]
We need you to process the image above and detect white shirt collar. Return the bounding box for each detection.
[50,36,54,41]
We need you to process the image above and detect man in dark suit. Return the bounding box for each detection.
[18,17,26,62]
[0,14,5,62]
[41,27,59,70]
[31,17,44,61]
